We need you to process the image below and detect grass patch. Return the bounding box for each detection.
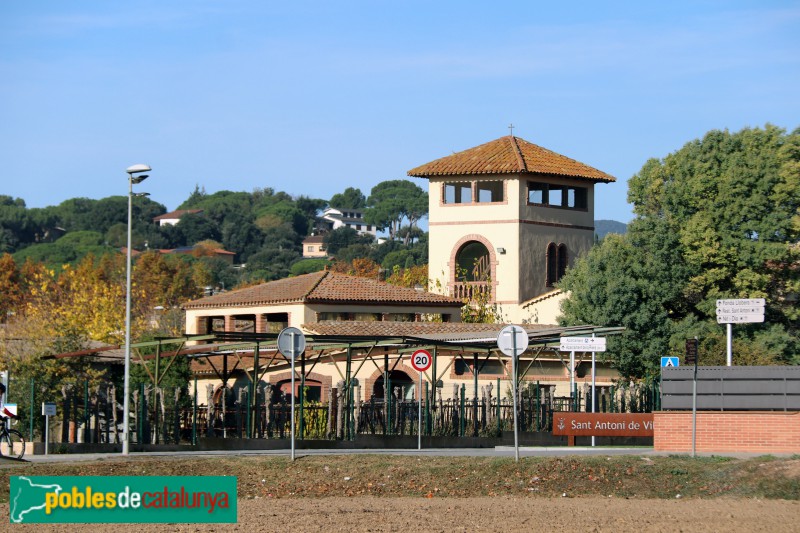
[0,454,798,502]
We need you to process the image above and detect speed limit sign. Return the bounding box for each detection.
[410,349,432,372]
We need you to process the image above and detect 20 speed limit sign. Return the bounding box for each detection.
[410,349,432,372]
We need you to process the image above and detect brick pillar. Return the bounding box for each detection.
[255,314,267,333]
[224,315,234,332]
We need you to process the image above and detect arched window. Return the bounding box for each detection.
[557,244,568,281]
[545,242,557,286]
[456,241,490,281]
[545,243,568,287]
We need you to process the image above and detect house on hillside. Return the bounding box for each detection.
[153,209,203,227]
[301,235,327,258]
[317,207,377,237]
[408,135,615,324]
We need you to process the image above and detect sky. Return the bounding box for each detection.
[1,1,798,223]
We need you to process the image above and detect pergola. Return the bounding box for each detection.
[51,324,624,440]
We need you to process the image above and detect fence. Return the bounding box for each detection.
[5,375,659,446]
[661,366,800,411]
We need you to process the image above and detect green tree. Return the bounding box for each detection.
[329,187,366,209]
[323,227,373,256]
[560,125,800,376]
[364,180,427,242]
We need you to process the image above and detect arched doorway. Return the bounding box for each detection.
[373,370,415,401]
[274,379,322,402]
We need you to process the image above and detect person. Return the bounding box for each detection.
[0,383,18,422]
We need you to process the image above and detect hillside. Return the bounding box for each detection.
[595,219,627,240]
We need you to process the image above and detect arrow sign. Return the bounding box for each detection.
[559,336,607,352]
[716,298,765,307]
[716,306,764,315]
[717,313,765,324]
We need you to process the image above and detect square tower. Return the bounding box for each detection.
[408,135,615,323]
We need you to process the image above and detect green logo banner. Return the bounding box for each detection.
[9,476,237,523]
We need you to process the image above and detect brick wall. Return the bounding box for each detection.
[654,411,800,453]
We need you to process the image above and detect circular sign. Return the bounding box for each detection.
[497,325,529,357]
[277,327,306,360]
[410,349,432,372]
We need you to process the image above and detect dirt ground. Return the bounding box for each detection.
[4,496,800,532]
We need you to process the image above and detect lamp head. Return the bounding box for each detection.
[131,174,149,184]
[126,164,151,175]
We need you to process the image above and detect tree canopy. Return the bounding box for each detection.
[560,125,800,377]
[364,180,427,243]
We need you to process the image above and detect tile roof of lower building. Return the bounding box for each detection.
[153,209,203,221]
[407,135,615,182]
[302,320,557,338]
[182,270,463,310]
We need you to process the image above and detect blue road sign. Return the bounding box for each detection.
[661,356,679,368]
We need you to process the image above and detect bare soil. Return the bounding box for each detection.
[3,497,799,532]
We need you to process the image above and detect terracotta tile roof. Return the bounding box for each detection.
[302,235,326,244]
[407,135,615,183]
[302,320,556,337]
[182,270,463,310]
[153,209,203,221]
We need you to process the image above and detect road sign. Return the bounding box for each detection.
[685,339,698,365]
[661,356,679,368]
[716,306,763,315]
[716,313,765,324]
[42,402,56,417]
[497,325,529,357]
[277,327,306,360]
[559,336,607,352]
[410,349,432,372]
[715,298,765,324]
[716,298,765,307]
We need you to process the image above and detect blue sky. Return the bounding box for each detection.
[1,1,798,223]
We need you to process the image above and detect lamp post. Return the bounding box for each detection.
[123,164,151,454]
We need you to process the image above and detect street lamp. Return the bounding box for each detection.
[123,164,151,454]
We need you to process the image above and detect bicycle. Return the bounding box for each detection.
[0,417,25,460]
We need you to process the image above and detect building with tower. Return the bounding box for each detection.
[408,135,615,324]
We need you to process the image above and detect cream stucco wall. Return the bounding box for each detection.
[427,174,595,323]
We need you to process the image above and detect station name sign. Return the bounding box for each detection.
[552,413,654,438]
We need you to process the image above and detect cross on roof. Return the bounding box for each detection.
[508,123,515,136]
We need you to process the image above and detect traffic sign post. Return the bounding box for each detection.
[277,327,306,461]
[410,350,432,450]
[498,326,528,462]
[560,336,606,447]
[42,402,56,455]
[716,299,765,366]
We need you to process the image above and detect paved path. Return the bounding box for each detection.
[3,446,789,465]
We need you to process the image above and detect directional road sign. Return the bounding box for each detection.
[661,356,679,368]
[717,313,765,324]
[716,298,765,307]
[410,349,432,372]
[715,298,765,324]
[559,336,607,352]
[497,325,529,357]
